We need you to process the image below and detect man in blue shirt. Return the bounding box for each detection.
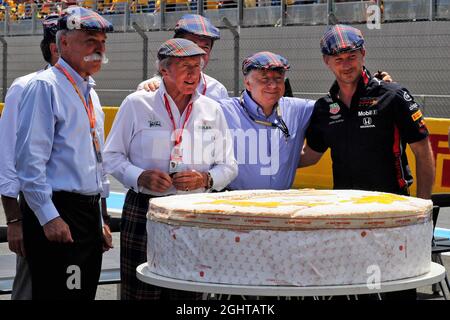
[220,51,315,190]
[15,7,113,300]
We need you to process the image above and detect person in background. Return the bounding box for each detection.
[137,13,229,101]
[0,13,59,300]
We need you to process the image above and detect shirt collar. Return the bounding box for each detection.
[242,90,277,120]
[197,72,206,94]
[56,57,96,88]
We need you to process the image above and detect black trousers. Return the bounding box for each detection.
[20,191,103,300]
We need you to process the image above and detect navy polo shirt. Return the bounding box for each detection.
[305,68,429,195]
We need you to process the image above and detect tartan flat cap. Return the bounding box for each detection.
[320,24,364,56]
[158,38,206,60]
[242,51,290,76]
[57,6,113,33]
[42,13,59,40]
[174,14,220,40]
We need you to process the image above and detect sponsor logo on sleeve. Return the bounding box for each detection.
[409,102,419,111]
[411,110,423,122]
[403,91,412,102]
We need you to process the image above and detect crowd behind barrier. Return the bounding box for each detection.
[0,0,326,21]
[0,0,448,25]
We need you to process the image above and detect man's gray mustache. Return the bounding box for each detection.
[83,53,109,64]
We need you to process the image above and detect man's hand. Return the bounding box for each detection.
[7,222,26,257]
[172,170,206,191]
[1,195,25,255]
[102,224,113,252]
[137,169,172,193]
[137,77,161,92]
[374,71,393,83]
[43,217,74,243]
[298,144,324,168]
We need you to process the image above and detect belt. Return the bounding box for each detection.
[53,191,101,205]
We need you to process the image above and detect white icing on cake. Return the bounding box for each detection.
[146,189,432,286]
[148,189,432,230]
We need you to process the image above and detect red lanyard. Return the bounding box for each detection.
[55,63,103,163]
[54,63,96,131]
[163,93,193,146]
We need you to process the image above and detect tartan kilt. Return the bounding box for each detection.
[120,189,202,300]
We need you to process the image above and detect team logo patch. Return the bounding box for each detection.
[363,117,372,126]
[411,110,422,121]
[197,120,213,130]
[148,118,161,127]
[403,91,412,102]
[148,113,162,127]
[360,117,375,128]
[329,103,340,115]
[148,120,161,127]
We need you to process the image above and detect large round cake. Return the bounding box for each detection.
[146,189,432,286]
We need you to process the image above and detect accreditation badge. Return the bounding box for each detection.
[169,145,183,176]
[92,131,103,163]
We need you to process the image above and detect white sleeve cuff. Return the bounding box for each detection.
[0,180,20,198]
[123,165,145,192]
[208,167,225,191]
[34,200,60,226]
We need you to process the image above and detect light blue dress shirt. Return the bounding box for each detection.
[220,90,315,190]
[15,58,108,226]
[0,70,41,198]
